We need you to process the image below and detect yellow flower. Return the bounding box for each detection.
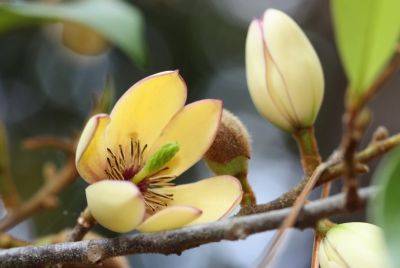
[76,71,243,233]
[319,222,391,268]
[245,9,324,132]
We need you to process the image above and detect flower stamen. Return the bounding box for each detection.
[105,140,179,213]
[105,140,148,181]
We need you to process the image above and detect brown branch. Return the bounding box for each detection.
[259,152,340,267]
[23,136,75,155]
[0,187,376,267]
[67,207,96,242]
[341,47,400,207]
[0,122,21,209]
[239,132,400,215]
[0,157,78,231]
[341,108,370,208]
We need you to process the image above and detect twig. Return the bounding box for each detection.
[0,187,376,267]
[310,168,333,268]
[259,153,340,267]
[0,157,78,231]
[310,234,322,268]
[0,232,30,249]
[22,136,75,155]
[239,132,400,215]
[67,207,96,242]
[341,107,370,208]
[341,47,400,208]
[0,122,21,209]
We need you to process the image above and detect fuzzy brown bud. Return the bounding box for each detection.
[205,109,251,164]
[204,109,255,206]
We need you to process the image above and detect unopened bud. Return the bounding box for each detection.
[319,222,390,268]
[62,22,109,56]
[204,110,255,206]
[246,9,324,132]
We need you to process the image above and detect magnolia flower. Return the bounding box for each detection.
[76,71,242,233]
[245,9,324,132]
[319,222,391,268]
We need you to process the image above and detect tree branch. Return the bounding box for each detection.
[341,47,400,207]
[67,207,96,242]
[239,132,400,215]
[0,157,78,231]
[0,187,376,267]
[22,136,75,155]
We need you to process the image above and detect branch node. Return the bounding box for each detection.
[87,242,103,264]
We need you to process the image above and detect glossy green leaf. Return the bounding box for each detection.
[370,147,400,267]
[0,0,146,65]
[331,0,400,95]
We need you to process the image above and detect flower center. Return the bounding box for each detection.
[104,139,147,180]
[104,139,177,213]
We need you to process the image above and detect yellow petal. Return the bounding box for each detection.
[137,205,202,233]
[86,180,146,233]
[262,9,324,126]
[148,100,222,177]
[76,114,110,183]
[245,20,293,132]
[157,176,242,225]
[105,71,187,152]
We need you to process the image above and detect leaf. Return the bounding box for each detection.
[370,147,400,267]
[0,0,146,65]
[331,0,400,94]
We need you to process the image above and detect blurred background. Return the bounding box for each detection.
[0,0,399,267]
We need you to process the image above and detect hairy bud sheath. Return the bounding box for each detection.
[245,9,324,132]
[318,222,391,268]
[205,110,255,206]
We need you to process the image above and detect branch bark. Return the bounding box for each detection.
[0,187,376,267]
[0,158,78,231]
[67,207,96,242]
[239,132,400,215]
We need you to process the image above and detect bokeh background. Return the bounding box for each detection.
[1,0,399,267]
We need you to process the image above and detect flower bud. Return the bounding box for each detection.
[62,22,109,56]
[319,222,391,268]
[245,9,324,132]
[204,109,255,206]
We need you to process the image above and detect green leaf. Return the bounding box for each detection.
[0,0,146,65]
[331,0,400,95]
[370,147,400,267]
[132,142,179,184]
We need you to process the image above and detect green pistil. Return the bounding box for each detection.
[132,142,179,184]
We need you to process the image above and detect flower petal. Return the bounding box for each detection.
[76,114,110,183]
[157,176,242,225]
[86,180,146,233]
[105,70,187,152]
[137,205,202,233]
[262,9,324,126]
[148,100,222,177]
[246,20,293,132]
